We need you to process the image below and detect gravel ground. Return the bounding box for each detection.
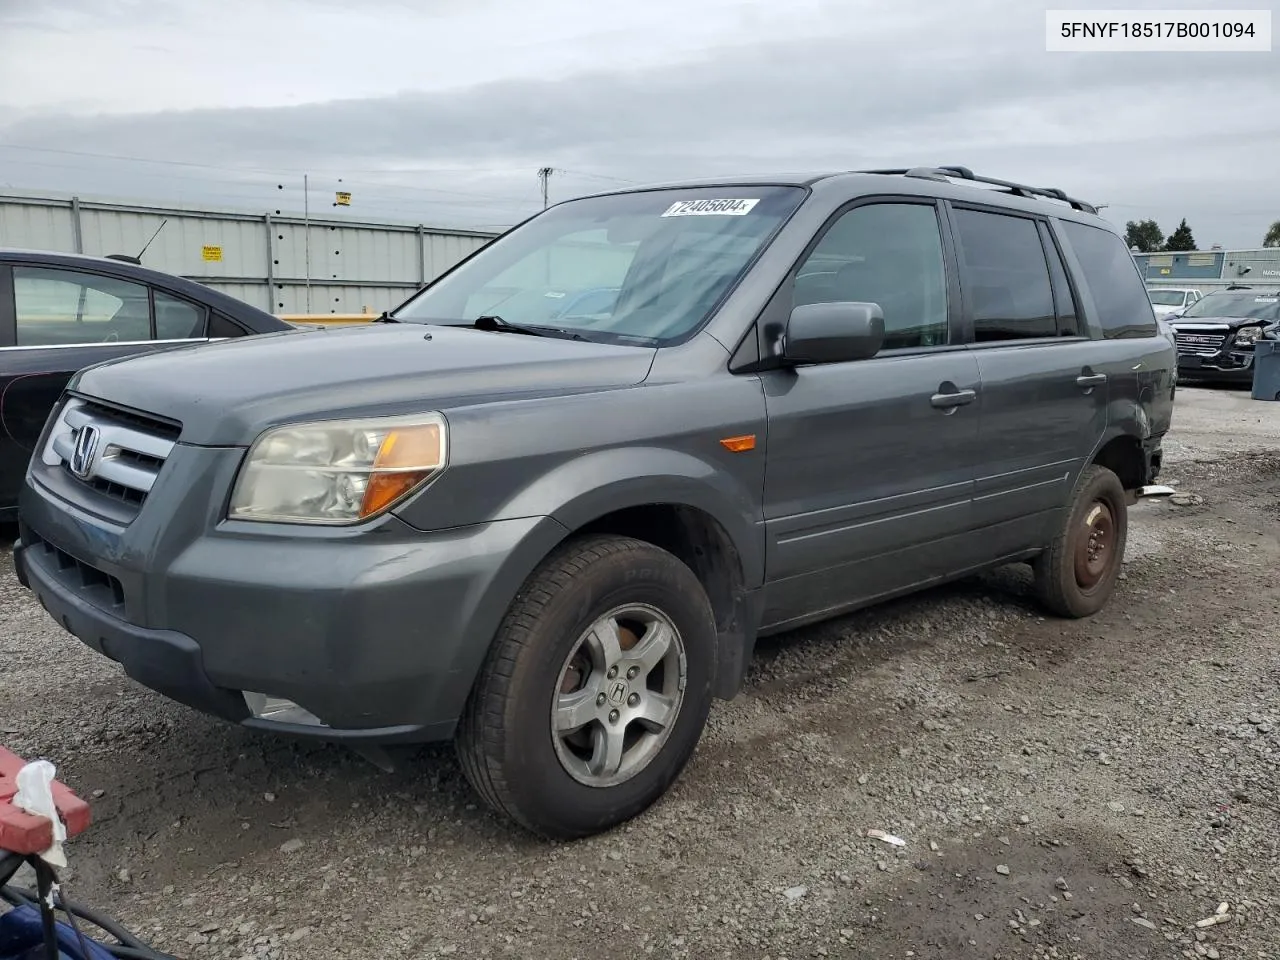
[2,385,1278,960]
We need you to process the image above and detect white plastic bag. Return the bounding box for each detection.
[12,760,68,868]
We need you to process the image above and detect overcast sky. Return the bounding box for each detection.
[0,0,1277,245]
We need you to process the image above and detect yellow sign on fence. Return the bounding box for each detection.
[335,192,351,206]
[202,245,223,262]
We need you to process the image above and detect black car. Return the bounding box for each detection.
[0,249,294,520]
[1166,288,1280,384]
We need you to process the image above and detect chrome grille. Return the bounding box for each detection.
[40,397,180,511]
[1173,332,1226,355]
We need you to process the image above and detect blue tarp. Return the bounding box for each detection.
[0,904,117,960]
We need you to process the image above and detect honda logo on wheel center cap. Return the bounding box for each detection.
[608,681,628,705]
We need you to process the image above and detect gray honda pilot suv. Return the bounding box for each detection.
[14,166,1175,839]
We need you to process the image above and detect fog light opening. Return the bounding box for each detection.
[243,692,328,727]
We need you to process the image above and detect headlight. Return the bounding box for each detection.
[228,413,448,524]
[1235,325,1263,345]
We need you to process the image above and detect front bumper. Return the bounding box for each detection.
[1176,349,1256,382]
[16,461,568,743]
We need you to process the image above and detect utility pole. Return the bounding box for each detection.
[538,167,555,209]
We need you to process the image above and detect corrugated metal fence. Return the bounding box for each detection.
[0,191,500,315]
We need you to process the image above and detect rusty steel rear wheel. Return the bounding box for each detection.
[1034,465,1128,619]
[1074,499,1116,591]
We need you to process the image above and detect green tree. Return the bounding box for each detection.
[1124,219,1164,252]
[1264,221,1280,248]
[1164,219,1196,252]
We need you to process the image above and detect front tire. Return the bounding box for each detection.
[455,535,717,840]
[1034,464,1128,618]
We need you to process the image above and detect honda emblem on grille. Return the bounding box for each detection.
[70,425,101,479]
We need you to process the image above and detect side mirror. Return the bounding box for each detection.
[783,302,885,364]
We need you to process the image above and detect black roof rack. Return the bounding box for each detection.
[855,165,1098,215]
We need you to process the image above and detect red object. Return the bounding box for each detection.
[0,746,91,856]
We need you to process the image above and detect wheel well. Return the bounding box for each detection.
[1092,435,1146,490]
[573,504,746,637]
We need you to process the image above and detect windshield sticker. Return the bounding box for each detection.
[661,198,760,218]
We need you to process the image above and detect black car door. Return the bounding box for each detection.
[0,261,213,518]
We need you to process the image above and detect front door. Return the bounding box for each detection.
[759,198,983,631]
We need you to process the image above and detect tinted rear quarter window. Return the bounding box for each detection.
[209,313,250,338]
[1060,221,1157,338]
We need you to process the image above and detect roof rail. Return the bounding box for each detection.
[855,166,1098,214]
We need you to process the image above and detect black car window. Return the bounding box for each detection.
[793,202,950,350]
[1059,220,1157,338]
[952,209,1057,341]
[14,266,151,346]
[208,313,250,338]
[154,289,208,339]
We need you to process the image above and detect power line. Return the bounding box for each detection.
[0,144,543,205]
[555,169,641,186]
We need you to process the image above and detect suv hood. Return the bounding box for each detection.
[70,323,657,446]
[1169,314,1278,331]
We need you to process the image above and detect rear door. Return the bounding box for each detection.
[945,204,1111,551]
[0,263,212,514]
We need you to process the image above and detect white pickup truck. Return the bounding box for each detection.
[1147,286,1202,318]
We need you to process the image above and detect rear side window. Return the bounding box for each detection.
[154,290,207,339]
[208,313,250,338]
[1059,221,1157,338]
[951,209,1057,341]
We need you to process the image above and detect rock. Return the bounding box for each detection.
[996,865,1010,876]
[1247,715,1264,725]
[1055,877,1069,890]
[857,775,869,786]
[1169,493,1204,507]
[1018,815,1031,825]
[279,839,305,854]
[783,886,807,900]
[264,792,277,802]
[91,789,105,799]
[1206,948,1220,959]
[1131,917,1157,930]
[1107,801,1126,813]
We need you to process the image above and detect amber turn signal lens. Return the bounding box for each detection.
[359,423,445,517]
[719,434,756,452]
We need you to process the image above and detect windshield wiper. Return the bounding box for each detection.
[474,315,588,341]
[372,310,398,323]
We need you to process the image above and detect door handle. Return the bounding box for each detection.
[930,388,976,409]
[1076,373,1107,388]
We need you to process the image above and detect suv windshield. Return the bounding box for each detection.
[1180,291,1280,322]
[391,186,806,343]
[1147,289,1187,306]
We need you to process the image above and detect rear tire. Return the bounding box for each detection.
[456,535,717,840]
[1034,465,1128,619]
